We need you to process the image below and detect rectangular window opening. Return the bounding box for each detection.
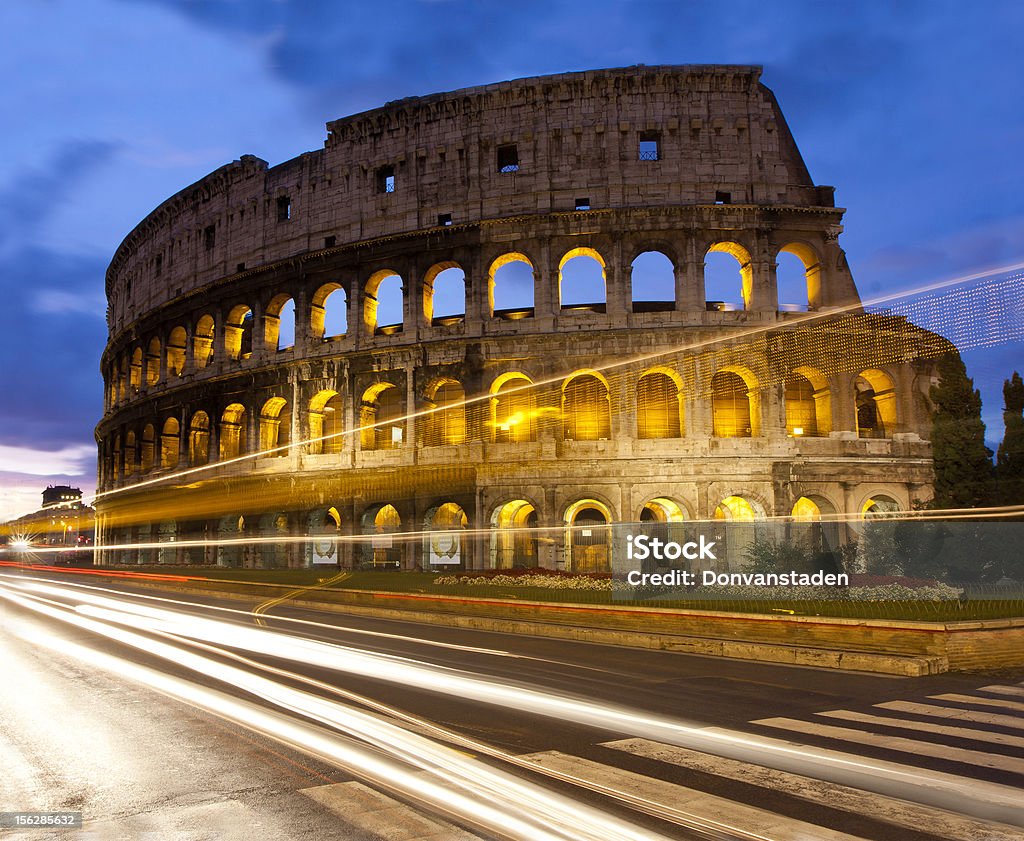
[639,131,660,161]
[324,235,336,248]
[437,213,452,227]
[497,144,520,173]
[377,165,396,194]
[715,191,732,205]
[236,263,246,273]
[276,195,291,222]
[575,197,591,211]
[154,255,162,277]
[204,225,216,250]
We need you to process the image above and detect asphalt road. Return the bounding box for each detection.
[2,569,1023,841]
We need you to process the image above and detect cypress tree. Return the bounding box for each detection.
[929,352,993,509]
[996,371,1024,504]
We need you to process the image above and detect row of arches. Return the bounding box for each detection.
[100,491,904,572]
[105,241,834,409]
[101,365,899,482]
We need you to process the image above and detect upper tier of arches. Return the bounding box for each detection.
[102,236,857,412]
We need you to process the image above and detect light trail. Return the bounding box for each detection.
[90,261,1024,505]
[5,502,1024,561]
[7,576,1023,829]
[0,581,696,841]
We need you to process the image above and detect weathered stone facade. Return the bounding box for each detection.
[95,65,948,570]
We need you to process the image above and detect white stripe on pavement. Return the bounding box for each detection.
[519,750,872,841]
[929,693,1024,713]
[816,709,1024,750]
[301,780,483,840]
[978,685,1024,699]
[875,700,1024,731]
[753,718,1024,774]
[604,737,1024,841]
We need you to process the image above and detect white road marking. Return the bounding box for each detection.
[978,685,1024,699]
[301,780,483,840]
[519,750,872,841]
[753,717,1024,774]
[929,693,1024,713]
[875,700,1024,731]
[817,708,1024,750]
[605,736,1024,841]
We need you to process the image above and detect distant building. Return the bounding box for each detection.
[42,485,84,510]
[1,486,95,558]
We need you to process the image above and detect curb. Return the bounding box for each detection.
[120,580,947,676]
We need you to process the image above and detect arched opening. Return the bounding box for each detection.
[423,263,465,324]
[712,370,758,437]
[259,512,290,568]
[640,498,687,522]
[360,383,404,451]
[713,495,764,521]
[424,502,468,567]
[636,369,683,439]
[130,347,143,392]
[488,253,534,318]
[307,507,341,566]
[193,315,214,369]
[786,367,832,437]
[219,404,247,460]
[166,327,187,377]
[145,337,161,385]
[491,499,539,569]
[188,411,210,466]
[630,250,675,312]
[160,417,180,469]
[117,358,127,402]
[140,424,155,472]
[491,373,537,443]
[265,294,295,351]
[224,305,253,360]
[423,379,466,446]
[364,270,403,336]
[559,248,607,311]
[790,495,841,559]
[112,434,122,481]
[564,499,612,572]
[361,503,402,568]
[705,242,752,311]
[259,397,291,456]
[156,520,177,565]
[562,371,611,441]
[308,390,343,455]
[124,430,137,475]
[312,283,347,341]
[856,369,897,438]
[862,495,901,517]
[217,515,245,567]
[777,243,822,312]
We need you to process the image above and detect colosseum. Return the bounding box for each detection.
[95,65,951,571]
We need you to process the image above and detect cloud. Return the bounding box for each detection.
[0,444,96,477]
[31,289,107,317]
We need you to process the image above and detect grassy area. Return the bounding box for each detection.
[96,566,1024,621]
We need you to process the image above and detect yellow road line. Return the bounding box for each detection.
[252,571,351,626]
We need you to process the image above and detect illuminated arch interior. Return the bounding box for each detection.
[491,373,537,443]
[166,326,187,377]
[309,389,343,454]
[364,270,403,335]
[311,282,347,340]
[713,495,763,521]
[778,242,822,311]
[424,378,466,446]
[637,369,683,439]
[193,315,214,369]
[562,371,611,441]
[491,499,539,569]
[360,383,404,450]
[423,263,465,323]
[219,403,246,460]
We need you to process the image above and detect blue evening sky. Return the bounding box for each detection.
[0,0,1021,519]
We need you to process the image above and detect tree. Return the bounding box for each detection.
[996,371,1024,504]
[928,352,993,509]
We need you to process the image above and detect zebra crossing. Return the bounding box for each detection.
[300,681,1024,840]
